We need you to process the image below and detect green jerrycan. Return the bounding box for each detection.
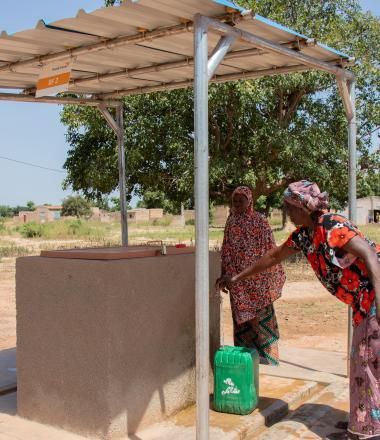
[213,346,259,415]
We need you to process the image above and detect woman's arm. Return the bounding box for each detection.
[232,242,297,282]
[342,236,380,321]
[216,242,297,290]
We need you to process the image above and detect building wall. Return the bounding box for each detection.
[213,205,230,227]
[148,209,164,220]
[340,196,380,224]
[18,206,61,223]
[184,210,195,221]
[16,252,220,439]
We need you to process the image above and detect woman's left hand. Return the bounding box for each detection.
[215,274,233,292]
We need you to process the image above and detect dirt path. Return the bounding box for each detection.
[223,279,348,353]
[0,259,16,350]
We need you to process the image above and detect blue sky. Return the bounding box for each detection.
[0,0,378,207]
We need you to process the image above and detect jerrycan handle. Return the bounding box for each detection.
[216,288,225,348]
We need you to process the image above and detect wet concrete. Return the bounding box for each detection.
[135,375,322,440]
[253,381,349,440]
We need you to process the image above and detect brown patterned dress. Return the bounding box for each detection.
[221,189,285,365]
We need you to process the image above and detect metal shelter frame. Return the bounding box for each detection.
[193,14,356,440]
[0,3,357,440]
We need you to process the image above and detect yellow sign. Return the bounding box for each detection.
[36,61,72,98]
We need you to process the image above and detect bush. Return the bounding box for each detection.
[61,195,92,218]
[0,244,31,258]
[0,219,6,234]
[20,222,43,238]
[41,219,93,239]
[185,218,195,226]
[152,217,172,226]
[67,219,83,235]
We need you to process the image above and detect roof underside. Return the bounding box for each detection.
[0,0,353,102]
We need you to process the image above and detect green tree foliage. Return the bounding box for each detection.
[61,195,92,218]
[104,0,122,5]
[136,190,179,214]
[26,200,36,211]
[0,203,36,217]
[92,196,110,211]
[0,206,13,218]
[61,0,379,211]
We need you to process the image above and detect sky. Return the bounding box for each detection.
[0,0,379,207]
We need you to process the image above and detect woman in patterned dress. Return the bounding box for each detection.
[216,186,286,365]
[217,180,380,440]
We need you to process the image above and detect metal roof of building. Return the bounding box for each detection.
[0,0,354,102]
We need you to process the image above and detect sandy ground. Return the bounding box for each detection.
[222,280,348,354]
[221,260,348,353]
[0,256,347,353]
[0,259,16,350]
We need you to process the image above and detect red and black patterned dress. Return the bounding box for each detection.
[285,213,379,326]
[286,212,380,438]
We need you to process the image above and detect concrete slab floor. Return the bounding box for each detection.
[134,375,323,440]
[0,375,321,440]
[0,347,349,439]
[252,381,349,440]
[261,346,347,385]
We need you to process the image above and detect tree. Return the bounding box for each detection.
[92,196,110,211]
[61,195,92,218]
[104,0,122,5]
[26,201,36,211]
[0,206,13,218]
[136,190,181,214]
[107,196,132,211]
[61,0,379,211]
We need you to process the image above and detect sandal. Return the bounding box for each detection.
[334,421,348,430]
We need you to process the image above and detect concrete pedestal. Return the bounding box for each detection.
[16,251,220,439]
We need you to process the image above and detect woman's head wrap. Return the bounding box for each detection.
[231,186,253,214]
[283,180,329,212]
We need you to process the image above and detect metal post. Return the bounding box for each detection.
[194,14,209,440]
[347,80,356,377]
[181,202,185,228]
[207,35,236,80]
[348,81,357,224]
[116,104,128,246]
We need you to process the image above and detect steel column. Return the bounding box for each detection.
[98,104,128,245]
[348,81,357,224]
[347,80,357,376]
[116,104,128,246]
[194,13,210,440]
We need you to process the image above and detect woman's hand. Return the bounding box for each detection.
[215,274,233,292]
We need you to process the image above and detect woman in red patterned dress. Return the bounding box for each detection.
[217,180,380,440]
[216,186,285,365]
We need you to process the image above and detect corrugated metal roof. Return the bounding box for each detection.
[0,0,353,101]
